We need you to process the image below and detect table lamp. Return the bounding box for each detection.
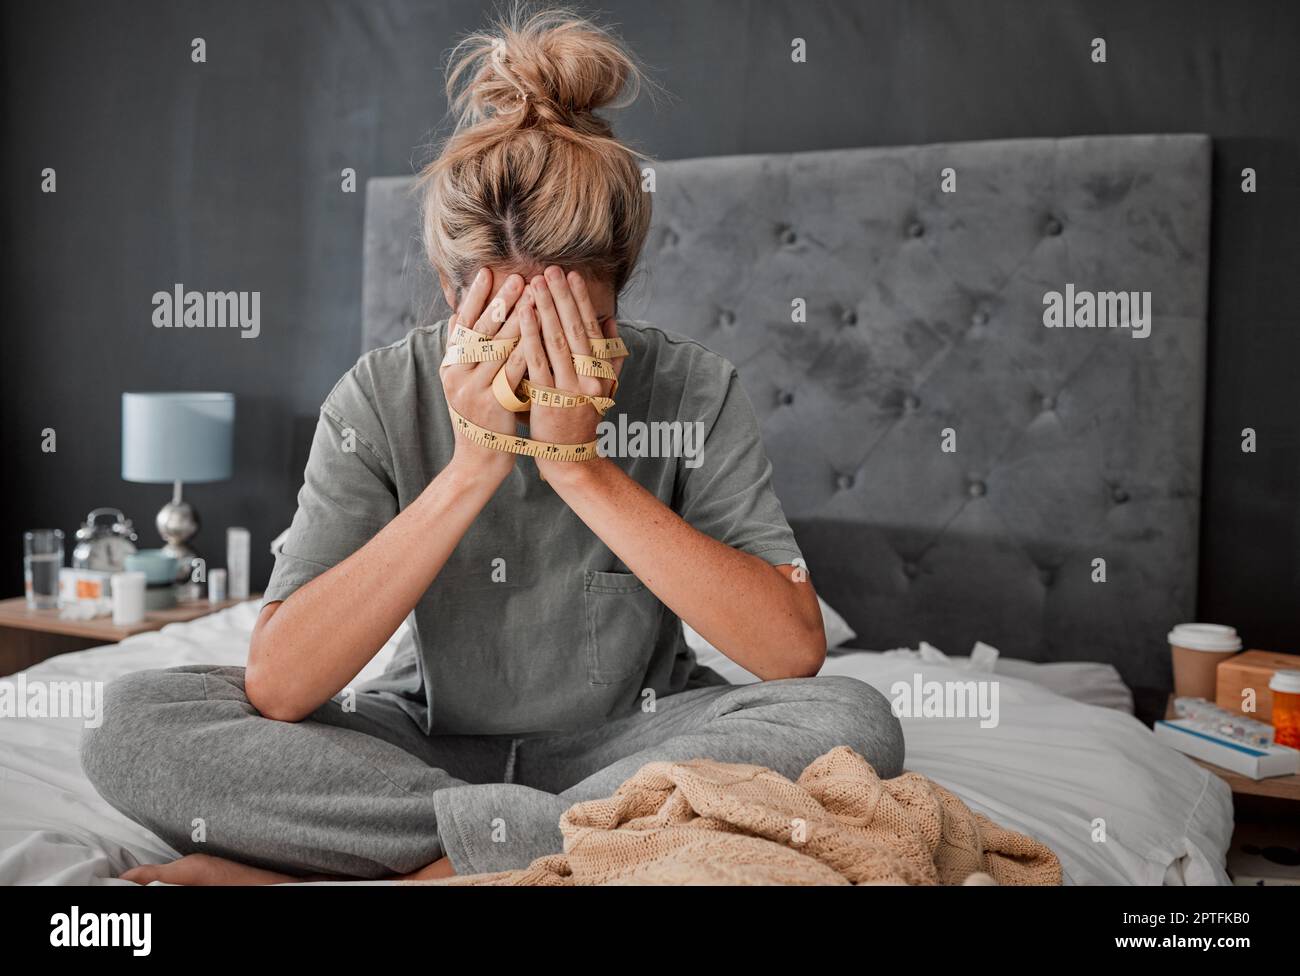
[122,392,235,583]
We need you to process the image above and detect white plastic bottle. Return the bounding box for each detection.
[226,527,250,600]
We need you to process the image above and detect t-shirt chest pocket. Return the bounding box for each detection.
[583,570,664,685]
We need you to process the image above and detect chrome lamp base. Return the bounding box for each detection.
[156,481,201,584]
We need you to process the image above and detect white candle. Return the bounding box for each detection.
[111,571,148,626]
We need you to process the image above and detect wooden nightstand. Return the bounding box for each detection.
[0,594,258,676]
[1161,694,1300,802]
[1162,694,1300,885]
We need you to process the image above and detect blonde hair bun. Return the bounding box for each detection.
[420,7,652,294]
[448,8,641,135]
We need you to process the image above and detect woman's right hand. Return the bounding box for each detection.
[440,267,532,481]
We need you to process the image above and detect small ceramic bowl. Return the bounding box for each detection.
[125,549,179,586]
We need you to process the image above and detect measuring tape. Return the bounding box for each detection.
[491,368,616,416]
[445,406,601,460]
[439,320,627,462]
[441,324,625,366]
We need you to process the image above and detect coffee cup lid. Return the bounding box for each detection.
[1269,670,1300,694]
[1167,623,1242,652]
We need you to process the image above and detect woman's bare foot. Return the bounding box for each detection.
[122,851,454,885]
[121,853,298,886]
[398,856,456,881]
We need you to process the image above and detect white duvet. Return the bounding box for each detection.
[0,601,1231,885]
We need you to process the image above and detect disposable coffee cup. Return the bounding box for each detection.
[1168,623,1242,699]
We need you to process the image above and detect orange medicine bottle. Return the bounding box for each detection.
[1269,670,1300,749]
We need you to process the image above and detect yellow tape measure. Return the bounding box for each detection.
[439,321,627,462]
[492,368,616,416]
[440,325,627,366]
[445,404,599,461]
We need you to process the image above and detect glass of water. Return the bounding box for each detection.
[24,529,64,609]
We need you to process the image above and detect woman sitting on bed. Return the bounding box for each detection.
[81,8,904,884]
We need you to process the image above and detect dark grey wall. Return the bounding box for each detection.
[3,1,1297,651]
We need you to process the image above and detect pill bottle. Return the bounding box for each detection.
[1268,670,1300,749]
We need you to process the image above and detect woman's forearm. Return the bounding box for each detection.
[541,457,826,679]
[245,458,507,721]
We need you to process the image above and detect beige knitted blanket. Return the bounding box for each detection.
[429,746,1061,886]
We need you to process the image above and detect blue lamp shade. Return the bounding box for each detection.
[122,392,235,484]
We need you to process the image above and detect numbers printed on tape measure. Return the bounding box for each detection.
[448,405,597,460]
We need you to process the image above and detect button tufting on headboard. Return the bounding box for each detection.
[631,135,1211,688]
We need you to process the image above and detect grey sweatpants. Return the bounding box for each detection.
[80,666,904,878]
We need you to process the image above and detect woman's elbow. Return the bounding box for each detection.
[244,604,316,722]
[767,567,826,678]
[767,620,826,679]
[788,590,827,676]
[244,647,312,723]
[244,670,300,722]
[790,630,827,677]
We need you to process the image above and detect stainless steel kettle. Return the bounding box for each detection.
[72,507,139,572]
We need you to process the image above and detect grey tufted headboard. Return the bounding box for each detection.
[362,134,1211,690]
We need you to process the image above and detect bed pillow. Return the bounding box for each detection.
[682,596,856,657]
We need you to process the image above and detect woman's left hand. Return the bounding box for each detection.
[519,266,620,480]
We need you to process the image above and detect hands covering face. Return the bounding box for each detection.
[440,265,623,477]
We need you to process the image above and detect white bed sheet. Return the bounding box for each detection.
[0,601,1231,885]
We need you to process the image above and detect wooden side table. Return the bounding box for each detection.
[1162,695,1300,885]
[1161,694,1300,803]
[0,594,259,676]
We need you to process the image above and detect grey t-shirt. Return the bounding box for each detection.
[265,320,803,736]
